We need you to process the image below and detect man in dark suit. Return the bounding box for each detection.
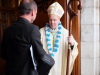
[1,0,54,75]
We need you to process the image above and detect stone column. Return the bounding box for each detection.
[81,0,100,75]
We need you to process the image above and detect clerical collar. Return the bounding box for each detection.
[50,28,58,33]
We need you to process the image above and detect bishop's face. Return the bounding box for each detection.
[49,14,60,29]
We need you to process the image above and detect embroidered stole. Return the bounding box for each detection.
[45,22,62,57]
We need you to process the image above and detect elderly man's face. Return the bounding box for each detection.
[49,14,60,29]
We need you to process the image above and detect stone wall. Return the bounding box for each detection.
[81,0,100,75]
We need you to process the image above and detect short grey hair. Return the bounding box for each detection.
[19,0,37,15]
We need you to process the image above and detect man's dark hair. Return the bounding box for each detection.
[19,0,37,15]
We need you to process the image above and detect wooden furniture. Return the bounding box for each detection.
[0,0,19,74]
[0,0,20,51]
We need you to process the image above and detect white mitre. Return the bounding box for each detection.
[47,2,64,18]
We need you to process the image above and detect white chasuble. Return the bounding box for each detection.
[40,26,78,75]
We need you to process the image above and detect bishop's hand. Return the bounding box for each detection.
[68,35,75,46]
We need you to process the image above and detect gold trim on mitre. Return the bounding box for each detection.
[47,2,64,18]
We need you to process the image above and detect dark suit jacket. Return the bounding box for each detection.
[1,17,46,75]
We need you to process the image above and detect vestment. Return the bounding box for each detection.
[1,17,46,75]
[40,26,78,75]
